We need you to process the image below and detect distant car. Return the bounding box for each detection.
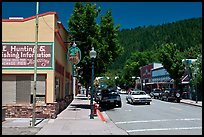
[99,88,122,108]
[119,89,127,94]
[126,90,152,105]
[160,88,181,103]
[150,88,161,99]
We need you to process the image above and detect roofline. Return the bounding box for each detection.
[2,12,59,22]
[3,11,68,36]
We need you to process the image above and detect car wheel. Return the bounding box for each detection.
[177,99,180,103]
[147,102,150,105]
[131,99,134,104]
[126,98,129,103]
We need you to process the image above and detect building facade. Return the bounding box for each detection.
[2,12,73,118]
[139,63,163,93]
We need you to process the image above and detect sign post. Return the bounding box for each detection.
[67,42,81,98]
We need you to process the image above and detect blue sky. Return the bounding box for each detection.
[2,2,202,30]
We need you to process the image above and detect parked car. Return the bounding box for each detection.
[99,88,122,108]
[126,89,152,105]
[160,88,181,103]
[150,88,161,99]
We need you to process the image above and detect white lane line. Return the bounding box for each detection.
[126,127,202,133]
[115,118,201,124]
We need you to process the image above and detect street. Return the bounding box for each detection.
[104,94,202,135]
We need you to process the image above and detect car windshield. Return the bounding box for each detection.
[132,91,146,95]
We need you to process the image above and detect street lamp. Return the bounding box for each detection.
[132,76,136,89]
[137,77,142,90]
[89,47,96,119]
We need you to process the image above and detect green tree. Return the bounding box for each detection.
[122,51,159,85]
[97,9,123,74]
[68,2,100,90]
[68,2,122,89]
[158,43,185,89]
[190,54,202,100]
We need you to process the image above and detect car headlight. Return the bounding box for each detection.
[176,93,180,97]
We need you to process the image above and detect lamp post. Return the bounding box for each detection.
[132,76,136,89]
[90,47,96,119]
[137,77,142,90]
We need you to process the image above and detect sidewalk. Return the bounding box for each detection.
[180,99,202,107]
[36,94,128,135]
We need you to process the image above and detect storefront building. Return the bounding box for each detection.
[2,12,73,118]
[139,63,163,93]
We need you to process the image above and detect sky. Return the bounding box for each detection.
[2,2,202,30]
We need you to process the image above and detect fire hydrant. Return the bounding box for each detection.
[94,103,98,116]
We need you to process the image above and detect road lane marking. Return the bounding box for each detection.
[126,127,202,133]
[115,118,201,124]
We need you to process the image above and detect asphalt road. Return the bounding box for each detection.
[104,94,202,135]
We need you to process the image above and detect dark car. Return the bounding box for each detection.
[99,88,122,108]
[150,88,161,99]
[160,88,181,103]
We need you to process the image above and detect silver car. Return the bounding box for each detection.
[126,90,152,105]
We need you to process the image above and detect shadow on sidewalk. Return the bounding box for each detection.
[75,97,89,100]
[98,106,115,112]
[70,104,91,109]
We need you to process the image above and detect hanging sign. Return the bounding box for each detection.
[67,46,81,65]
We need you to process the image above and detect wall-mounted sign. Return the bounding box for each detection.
[2,44,52,67]
[67,46,81,65]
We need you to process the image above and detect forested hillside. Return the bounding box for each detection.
[108,17,202,71]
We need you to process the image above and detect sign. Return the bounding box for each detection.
[67,46,81,65]
[2,44,52,67]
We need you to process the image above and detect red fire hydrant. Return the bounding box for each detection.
[94,103,98,116]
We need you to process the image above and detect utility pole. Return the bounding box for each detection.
[32,2,39,127]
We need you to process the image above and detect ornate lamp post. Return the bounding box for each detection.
[137,77,142,90]
[132,76,136,89]
[89,47,96,119]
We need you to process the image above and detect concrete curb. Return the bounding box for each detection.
[180,101,202,107]
[97,109,106,123]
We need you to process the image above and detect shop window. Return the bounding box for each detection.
[31,75,46,103]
